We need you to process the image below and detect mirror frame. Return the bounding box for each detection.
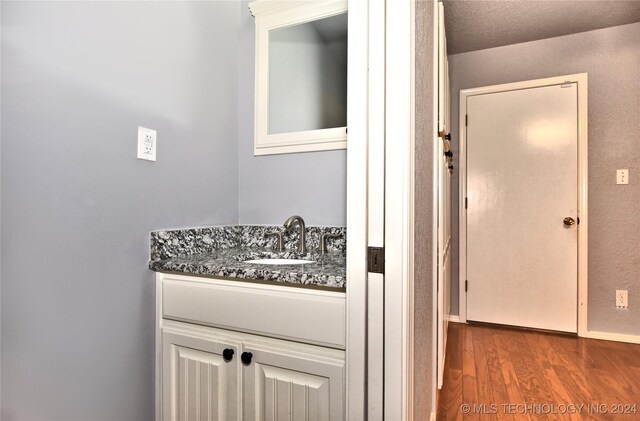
[249,0,348,156]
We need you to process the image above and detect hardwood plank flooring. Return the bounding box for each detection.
[437,323,640,420]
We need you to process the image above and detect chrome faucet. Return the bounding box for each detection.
[283,215,307,254]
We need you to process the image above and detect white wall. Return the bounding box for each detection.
[448,23,640,336]
[1,2,240,419]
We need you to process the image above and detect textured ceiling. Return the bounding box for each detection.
[444,0,640,54]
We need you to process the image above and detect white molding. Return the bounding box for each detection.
[576,75,589,337]
[254,129,347,156]
[437,1,445,136]
[457,88,467,323]
[367,273,384,420]
[446,315,462,323]
[384,0,414,419]
[458,73,589,334]
[435,1,449,392]
[251,0,348,156]
[582,330,640,345]
[431,0,440,417]
[366,0,386,419]
[345,0,368,418]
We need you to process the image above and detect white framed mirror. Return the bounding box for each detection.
[249,0,348,156]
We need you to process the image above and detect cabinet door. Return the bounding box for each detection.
[242,342,345,421]
[163,329,241,421]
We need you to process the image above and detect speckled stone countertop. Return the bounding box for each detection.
[149,225,346,290]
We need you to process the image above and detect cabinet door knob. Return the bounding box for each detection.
[223,348,234,362]
[241,352,253,365]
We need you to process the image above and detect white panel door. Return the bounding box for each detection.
[466,83,578,333]
[162,330,241,421]
[436,1,451,389]
[242,342,345,421]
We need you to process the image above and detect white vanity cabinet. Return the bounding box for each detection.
[242,340,345,421]
[156,273,346,421]
[162,326,242,420]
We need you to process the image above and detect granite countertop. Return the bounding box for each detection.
[148,225,346,290]
[150,248,345,290]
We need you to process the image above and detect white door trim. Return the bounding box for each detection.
[431,0,440,417]
[348,1,419,419]
[435,0,450,391]
[458,73,589,337]
[384,0,415,419]
[366,0,386,419]
[346,0,369,418]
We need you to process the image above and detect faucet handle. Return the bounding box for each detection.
[320,233,341,254]
[265,231,284,252]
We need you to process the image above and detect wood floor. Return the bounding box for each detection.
[437,323,640,420]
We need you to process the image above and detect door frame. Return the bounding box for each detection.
[347,0,419,419]
[345,0,369,418]
[458,73,589,336]
[383,0,416,419]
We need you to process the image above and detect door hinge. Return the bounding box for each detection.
[465,197,468,209]
[465,114,468,126]
[465,280,468,292]
[368,247,385,274]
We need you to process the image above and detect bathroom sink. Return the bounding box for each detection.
[244,258,315,265]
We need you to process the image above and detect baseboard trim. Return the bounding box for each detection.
[582,330,640,345]
[446,315,463,323]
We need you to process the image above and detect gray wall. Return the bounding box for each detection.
[448,23,640,335]
[414,0,435,419]
[238,1,347,226]
[1,1,240,419]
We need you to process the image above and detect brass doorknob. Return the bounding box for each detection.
[563,216,576,226]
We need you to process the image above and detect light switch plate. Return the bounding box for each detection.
[616,169,628,185]
[137,126,157,161]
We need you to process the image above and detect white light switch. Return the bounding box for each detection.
[616,169,628,185]
[137,126,157,161]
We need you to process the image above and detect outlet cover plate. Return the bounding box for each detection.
[616,290,628,308]
[137,126,157,161]
[616,169,628,185]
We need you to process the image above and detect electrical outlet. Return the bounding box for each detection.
[616,290,628,308]
[617,169,628,185]
[137,126,157,161]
